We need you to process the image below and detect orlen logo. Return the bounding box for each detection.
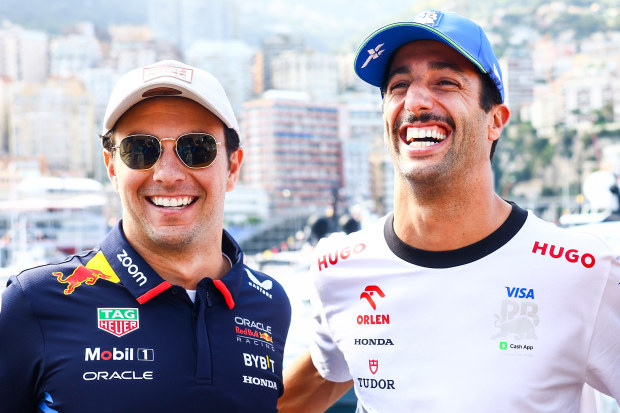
[357,285,390,325]
[317,243,366,271]
[531,242,595,268]
[360,285,385,310]
[117,250,147,286]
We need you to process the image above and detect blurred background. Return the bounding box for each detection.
[0,0,619,411]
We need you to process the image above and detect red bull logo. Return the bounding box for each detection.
[259,332,273,343]
[53,265,114,295]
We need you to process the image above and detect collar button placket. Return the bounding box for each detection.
[193,287,213,384]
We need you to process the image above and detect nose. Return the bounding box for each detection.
[151,140,187,184]
[404,84,434,115]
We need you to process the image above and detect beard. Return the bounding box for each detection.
[387,112,457,187]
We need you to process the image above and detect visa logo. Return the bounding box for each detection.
[505,287,535,299]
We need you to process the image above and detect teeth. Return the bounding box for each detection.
[406,128,416,142]
[405,128,446,144]
[151,197,193,207]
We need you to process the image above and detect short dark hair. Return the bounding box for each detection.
[100,125,241,168]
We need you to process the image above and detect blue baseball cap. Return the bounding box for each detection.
[354,10,505,102]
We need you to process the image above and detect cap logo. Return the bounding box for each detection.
[361,43,385,69]
[143,66,193,83]
[411,10,443,27]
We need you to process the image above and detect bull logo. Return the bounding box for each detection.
[492,300,539,340]
[259,332,273,343]
[360,285,385,310]
[369,359,378,375]
[53,265,113,295]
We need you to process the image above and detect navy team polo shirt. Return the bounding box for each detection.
[0,221,291,413]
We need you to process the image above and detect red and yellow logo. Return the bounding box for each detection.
[53,252,119,294]
[259,332,273,343]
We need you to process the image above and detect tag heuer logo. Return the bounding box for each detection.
[98,308,139,337]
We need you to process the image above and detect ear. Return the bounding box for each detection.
[226,147,244,192]
[488,103,510,142]
[103,149,120,194]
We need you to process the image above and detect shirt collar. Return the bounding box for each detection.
[99,221,244,307]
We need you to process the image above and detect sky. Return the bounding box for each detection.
[0,0,421,53]
[239,0,420,51]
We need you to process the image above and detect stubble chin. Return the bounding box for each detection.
[144,223,199,249]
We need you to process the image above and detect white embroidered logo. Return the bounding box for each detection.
[143,66,193,83]
[412,10,441,26]
[361,43,385,69]
[247,270,273,291]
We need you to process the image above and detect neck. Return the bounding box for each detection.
[392,169,511,251]
[129,232,231,289]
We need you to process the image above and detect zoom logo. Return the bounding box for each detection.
[117,249,147,286]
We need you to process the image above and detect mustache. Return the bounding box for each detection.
[392,113,455,136]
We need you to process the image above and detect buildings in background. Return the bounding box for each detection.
[0,5,620,257]
[0,160,107,268]
[241,91,343,218]
[8,78,96,176]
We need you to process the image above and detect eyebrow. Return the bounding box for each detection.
[385,60,466,86]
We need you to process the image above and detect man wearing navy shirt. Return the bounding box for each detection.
[0,60,291,412]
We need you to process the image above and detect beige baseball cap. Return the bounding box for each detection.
[102,60,239,134]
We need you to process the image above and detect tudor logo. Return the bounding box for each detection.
[360,285,385,310]
[369,359,378,375]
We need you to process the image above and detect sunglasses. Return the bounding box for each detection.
[111,133,222,170]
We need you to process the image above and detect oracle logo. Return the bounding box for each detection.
[531,242,595,268]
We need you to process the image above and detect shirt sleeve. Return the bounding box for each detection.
[585,255,620,400]
[307,238,352,383]
[0,276,45,413]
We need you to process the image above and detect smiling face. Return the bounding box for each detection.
[104,96,243,252]
[382,40,505,190]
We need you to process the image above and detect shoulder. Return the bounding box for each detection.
[243,265,291,308]
[524,212,615,251]
[519,210,618,276]
[315,216,387,255]
[10,254,84,291]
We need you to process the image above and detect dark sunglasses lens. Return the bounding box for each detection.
[119,136,161,170]
[176,134,218,168]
